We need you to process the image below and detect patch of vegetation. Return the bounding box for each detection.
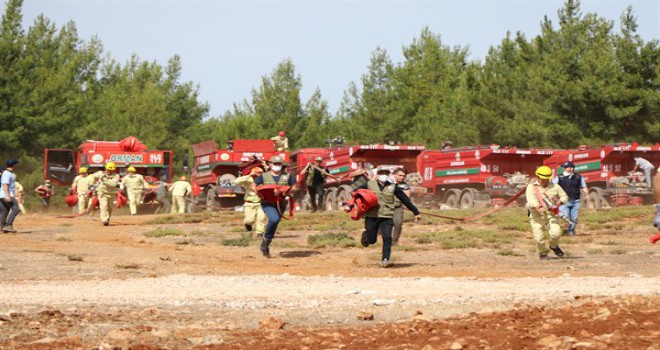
[396,245,419,252]
[67,255,84,261]
[230,226,248,232]
[175,239,195,245]
[115,263,140,269]
[55,236,72,242]
[143,228,184,238]
[497,248,524,256]
[609,248,628,255]
[581,206,650,225]
[599,240,620,246]
[308,232,356,248]
[59,223,72,227]
[145,211,237,225]
[412,229,513,250]
[221,234,252,247]
[587,248,603,254]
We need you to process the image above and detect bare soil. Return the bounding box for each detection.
[0,208,658,349]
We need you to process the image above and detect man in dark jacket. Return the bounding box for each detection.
[552,162,589,236]
[355,166,421,268]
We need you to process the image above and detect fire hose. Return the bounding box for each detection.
[412,187,527,222]
[533,185,576,225]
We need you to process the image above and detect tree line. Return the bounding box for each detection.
[1,0,659,193]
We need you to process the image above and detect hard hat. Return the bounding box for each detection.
[45,179,51,184]
[315,156,323,162]
[180,176,187,181]
[269,155,283,164]
[278,131,286,137]
[105,162,117,171]
[127,166,136,173]
[79,167,88,173]
[535,166,553,180]
[376,166,391,175]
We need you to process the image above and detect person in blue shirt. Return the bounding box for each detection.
[253,155,297,257]
[0,159,20,233]
[552,162,589,236]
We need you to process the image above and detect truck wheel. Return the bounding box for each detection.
[206,187,219,211]
[186,196,198,213]
[587,187,609,209]
[459,188,476,209]
[444,189,461,209]
[324,188,338,211]
[336,185,352,207]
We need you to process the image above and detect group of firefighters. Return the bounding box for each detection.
[1,142,656,266]
[66,163,192,225]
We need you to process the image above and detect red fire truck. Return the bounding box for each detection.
[44,136,173,212]
[188,139,289,211]
[292,144,425,210]
[543,143,660,208]
[416,145,557,208]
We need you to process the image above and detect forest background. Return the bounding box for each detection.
[0,0,658,207]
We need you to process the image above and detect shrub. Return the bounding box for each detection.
[308,232,356,248]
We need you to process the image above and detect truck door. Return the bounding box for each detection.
[44,149,76,186]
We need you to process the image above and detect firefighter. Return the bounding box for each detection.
[301,156,339,212]
[94,162,120,226]
[120,166,147,215]
[270,131,289,151]
[348,163,374,190]
[72,167,92,214]
[15,178,25,214]
[526,166,569,259]
[253,155,297,257]
[235,166,267,237]
[355,166,421,268]
[155,175,171,214]
[34,180,55,212]
[169,176,191,214]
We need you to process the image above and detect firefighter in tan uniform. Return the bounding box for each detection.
[92,162,120,226]
[169,176,191,214]
[14,179,25,214]
[120,166,147,215]
[270,131,289,151]
[72,167,92,214]
[526,166,569,259]
[235,167,267,237]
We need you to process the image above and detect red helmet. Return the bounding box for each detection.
[278,131,286,137]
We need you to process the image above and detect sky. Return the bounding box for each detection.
[9,0,660,118]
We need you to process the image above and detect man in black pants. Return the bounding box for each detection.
[355,166,421,268]
[302,156,338,212]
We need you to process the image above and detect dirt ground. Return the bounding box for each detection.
[0,207,658,349]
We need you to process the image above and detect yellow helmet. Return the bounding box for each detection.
[535,166,553,180]
[79,167,88,173]
[127,166,136,173]
[105,162,117,171]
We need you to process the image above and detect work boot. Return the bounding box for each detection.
[360,231,369,247]
[102,220,109,226]
[260,239,271,257]
[3,225,16,233]
[550,246,564,258]
[244,224,253,232]
[381,258,392,268]
[539,254,549,260]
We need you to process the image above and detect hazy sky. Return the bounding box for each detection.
[10,0,660,118]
